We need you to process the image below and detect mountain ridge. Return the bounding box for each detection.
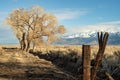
[55,32,120,45]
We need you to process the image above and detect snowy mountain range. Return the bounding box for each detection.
[55,31,120,45]
[63,31,97,38]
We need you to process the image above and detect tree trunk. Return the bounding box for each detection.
[18,39,22,50]
[26,40,30,52]
[21,32,26,51]
[32,41,35,51]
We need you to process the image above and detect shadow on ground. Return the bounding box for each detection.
[0,62,71,80]
[29,49,120,80]
[0,47,77,80]
[29,49,83,79]
[1,47,120,80]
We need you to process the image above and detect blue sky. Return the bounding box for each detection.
[0,0,120,44]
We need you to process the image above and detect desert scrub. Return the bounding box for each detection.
[93,51,120,80]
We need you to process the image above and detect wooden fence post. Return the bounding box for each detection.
[82,45,91,80]
[91,32,109,80]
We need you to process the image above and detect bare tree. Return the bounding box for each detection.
[6,6,66,51]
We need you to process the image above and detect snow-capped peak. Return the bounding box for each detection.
[64,31,97,38]
[64,31,120,39]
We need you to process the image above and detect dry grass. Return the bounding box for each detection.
[0,45,75,80]
[33,45,120,57]
[30,45,120,80]
[0,45,120,80]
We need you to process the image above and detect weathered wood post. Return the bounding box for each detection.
[105,72,114,80]
[82,45,91,80]
[91,32,109,80]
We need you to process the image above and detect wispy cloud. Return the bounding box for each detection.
[66,20,120,35]
[50,9,89,21]
[100,21,120,25]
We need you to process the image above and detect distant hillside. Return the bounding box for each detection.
[55,32,120,45]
